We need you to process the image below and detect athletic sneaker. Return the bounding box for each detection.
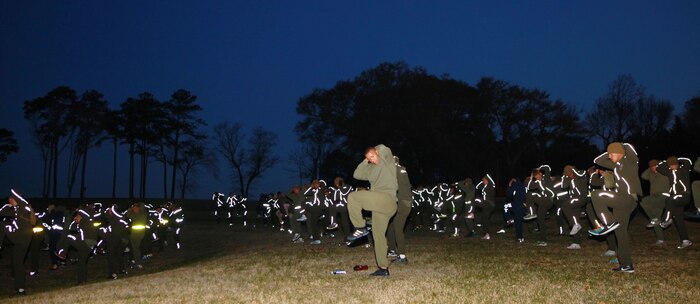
[481,233,491,240]
[589,222,619,236]
[652,240,665,246]
[326,223,338,230]
[566,243,581,250]
[569,223,582,235]
[393,257,409,264]
[612,265,635,273]
[296,214,307,222]
[449,233,459,238]
[310,240,321,245]
[496,229,506,234]
[659,219,673,229]
[517,238,525,243]
[523,213,537,221]
[601,250,617,257]
[292,233,301,242]
[347,227,370,241]
[293,237,304,244]
[536,241,547,247]
[678,240,693,249]
[387,251,398,258]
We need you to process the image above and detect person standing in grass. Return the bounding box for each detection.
[656,156,693,249]
[505,177,527,243]
[525,168,554,246]
[287,185,306,243]
[560,165,591,250]
[346,144,398,277]
[1,190,35,295]
[691,156,700,219]
[387,156,412,264]
[588,142,641,273]
[474,174,496,240]
[639,159,669,245]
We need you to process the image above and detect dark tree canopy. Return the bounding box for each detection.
[0,128,19,166]
[295,62,592,187]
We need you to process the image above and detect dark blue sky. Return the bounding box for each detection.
[1,1,699,199]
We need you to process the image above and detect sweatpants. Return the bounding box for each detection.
[348,191,397,269]
[591,191,637,267]
[640,194,666,241]
[388,199,412,255]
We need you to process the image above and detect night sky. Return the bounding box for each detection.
[1,1,699,199]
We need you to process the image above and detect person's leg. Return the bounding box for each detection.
[371,210,395,269]
[512,201,525,240]
[535,197,553,242]
[29,232,43,274]
[640,195,665,242]
[692,181,700,212]
[612,195,637,268]
[669,194,691,241]
[591,191,615,226]
[11,236,31,291]
[393,199,411,255]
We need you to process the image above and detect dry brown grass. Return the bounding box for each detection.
[2,215,699,303]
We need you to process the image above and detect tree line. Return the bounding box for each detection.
[9,86,281,199]
[294,61,700,189]
[3,61,698,198]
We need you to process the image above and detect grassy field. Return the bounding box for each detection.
[1,214,699,303]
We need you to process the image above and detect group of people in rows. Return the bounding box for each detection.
[218,143,698,276]
[1,193,184,295]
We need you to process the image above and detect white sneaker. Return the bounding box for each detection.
[566,243,581,250]
[653,240,664,246]
[569,223,582,235]
[481,233,491,240]
[496,229,506,234]
[296,214,307,222]
[310,240,321,245]
[678,240,693,249]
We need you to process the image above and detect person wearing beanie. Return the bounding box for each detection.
[588,142,641,273]
[639,159,670,245]
[656,156,694,249]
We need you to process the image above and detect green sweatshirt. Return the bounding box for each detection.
[641,168,670,195]
[353,144,398,200]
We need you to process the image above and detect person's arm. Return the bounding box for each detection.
[353,159,373,181]
[641,168,652,181]
[695,157,700,173]
[656,161,670,177]
[594,152,614,170]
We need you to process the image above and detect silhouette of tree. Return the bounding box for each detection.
[164,89,205,199]
[585,74,645,146]
[176,138,216,199]
[23,86,76,198]
[65,89,109,198]
[120,92,164,199]
[0,128,19,166]
[213,122,278,197]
